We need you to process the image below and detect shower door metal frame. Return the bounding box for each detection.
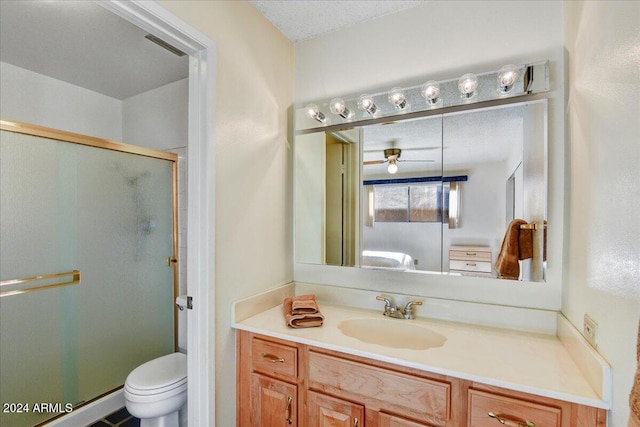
[0,118,181,348]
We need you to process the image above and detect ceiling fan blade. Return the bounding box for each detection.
[397,159,435,163]
[406,146,441,151]
[363,160,387,165]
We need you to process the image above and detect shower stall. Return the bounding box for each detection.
[0,120,178,427]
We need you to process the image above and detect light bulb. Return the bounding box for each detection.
[458,73,478,98]
[387,161,398,174]
[329,97,351,119]
[421,80,440,105]
[305,103,325,123]
[388,87,407,110]
[357,94,377,115]
[497,64,519,93]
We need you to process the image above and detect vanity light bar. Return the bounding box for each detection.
[296,60,549,132]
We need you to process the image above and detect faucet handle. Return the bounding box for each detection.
[404,300,423,311]
[403,301,423,319]
[376,295,392,306]
[376,295,396,317]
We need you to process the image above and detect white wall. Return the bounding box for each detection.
[122,78,188,151]
[0,62,122,141]
[294,1,565,310]
[443,162,507,269]
[155,2,294,425]
[564,1,640,425]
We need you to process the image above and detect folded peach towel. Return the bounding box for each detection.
[291,294,320,314]
[630,319,640,426]
[495,219,529,279]
[283,296,324,328]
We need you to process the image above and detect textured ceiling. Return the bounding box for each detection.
[249,0,427,42]
[361,105,525,177]
[0,1,188,100]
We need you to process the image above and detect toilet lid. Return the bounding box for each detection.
[126,352,187,392]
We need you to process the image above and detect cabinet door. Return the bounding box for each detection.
[379,413,433,427]
[251,373,297,427]
[307,390,364,427]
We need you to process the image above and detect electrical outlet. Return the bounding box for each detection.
[584,314,597,348]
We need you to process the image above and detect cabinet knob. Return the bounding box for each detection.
[353,417,358,427]
[488,411,535,427]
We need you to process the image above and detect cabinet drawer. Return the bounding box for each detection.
[468,389,561,427]
[309,351,450,422]
[449,260,492,273]
[449,249,491,262]
[251,338,297,378]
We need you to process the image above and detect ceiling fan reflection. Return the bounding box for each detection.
[363,148,434,174]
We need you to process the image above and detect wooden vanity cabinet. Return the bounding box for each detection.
[237,331,606,427]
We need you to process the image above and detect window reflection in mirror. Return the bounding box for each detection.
[294,100,547,282]
[361,115,443,272]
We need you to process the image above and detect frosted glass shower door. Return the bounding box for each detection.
[0,127,176,427]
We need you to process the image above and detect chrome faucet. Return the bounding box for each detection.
[376,295,423,320]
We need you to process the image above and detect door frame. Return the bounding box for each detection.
[97,1,216,425]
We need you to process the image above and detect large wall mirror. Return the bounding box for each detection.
[295,99,547,283]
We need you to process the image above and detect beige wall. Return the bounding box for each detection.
[295,1,564,103]
[564,1,640,425]
[156,1,294,425]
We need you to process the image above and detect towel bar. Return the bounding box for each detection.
[0,270,81,298]
[519,223,546,230]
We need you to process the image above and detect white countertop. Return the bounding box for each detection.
[233,302,609,409]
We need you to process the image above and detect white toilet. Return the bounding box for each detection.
[125,296,188,426]
[124,351,187,427]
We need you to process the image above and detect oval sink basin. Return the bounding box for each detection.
[338,318,446,350]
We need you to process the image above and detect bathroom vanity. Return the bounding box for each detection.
[247,60,609,427]
[234,295,609,427]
